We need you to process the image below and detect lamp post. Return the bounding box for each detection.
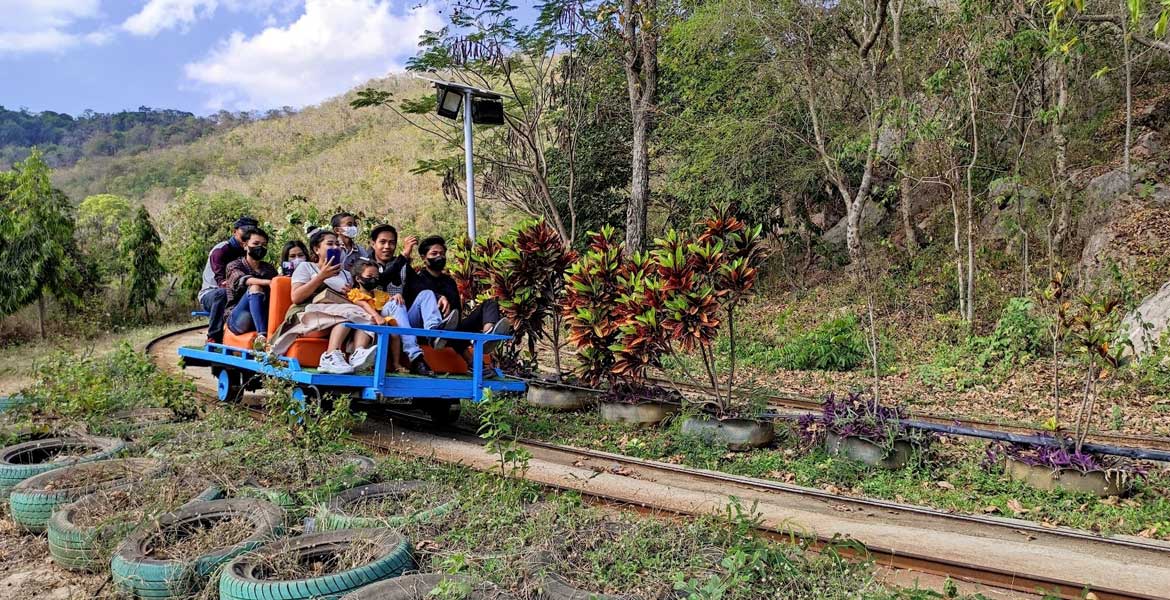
[417,76,505,243]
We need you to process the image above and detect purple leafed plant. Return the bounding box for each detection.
[797,393,931,449]
[984,437,1147,477]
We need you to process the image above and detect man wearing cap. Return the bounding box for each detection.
[198,216,258,344]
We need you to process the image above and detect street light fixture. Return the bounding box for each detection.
[416,75,505,242]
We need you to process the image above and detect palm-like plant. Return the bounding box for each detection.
[564,226,625,387]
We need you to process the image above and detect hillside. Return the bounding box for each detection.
[51,75,508,238]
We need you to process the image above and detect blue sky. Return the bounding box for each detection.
[1,1,449,116]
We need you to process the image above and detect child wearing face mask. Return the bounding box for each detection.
[345,259,403,371]
[331,212,368,270]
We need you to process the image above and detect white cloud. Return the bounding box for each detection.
[122,0,296,37]
[0,0,107,55]
[184,0,440,110]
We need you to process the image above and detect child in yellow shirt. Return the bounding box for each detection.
[348,261,401,371]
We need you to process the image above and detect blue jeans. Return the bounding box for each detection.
[199,288,227,343]
[227,292,268,336]
[383,290,455,361]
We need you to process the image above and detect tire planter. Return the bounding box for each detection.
[49,479,227,572]
[340,573,515,600]
[526,382,595,412]
[9,458,164,533]
[1005,457,1128,497]
[0,435,126,498]
[218,529,414,600]
[111,498,285,599]
[598,401,677,426]
[240,455,378,512]
[316,482,455,531]
[526,551,629,600]
[0,395,33,412]
[825,432,912,470]
[679,416,775,451]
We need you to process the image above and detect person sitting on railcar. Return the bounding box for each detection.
[367,224,416,303]
[223,228,278,349]
[383,235,509,376]
[269,229,378,374]
[346,259,403,373]
[198,216,258,344]
[331,212,368,271]
[278,240,309,276]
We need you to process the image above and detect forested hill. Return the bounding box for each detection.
[47,75,474,237]
[0,106,266,170]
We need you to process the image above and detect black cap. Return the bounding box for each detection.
[233,216,259,229]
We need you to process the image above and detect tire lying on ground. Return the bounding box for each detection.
[526,551,630,600]
[48,478,227,572]
[218,528,414,600]
[240,455,379,513]
[316,481,455,532]
[339,573,516,600]
[0,435,126,498]
[111,498,285,599]
[8,457,163,533]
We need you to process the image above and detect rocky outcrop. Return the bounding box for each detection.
[981,177,1044,242]
[821,199,889,248]
[1124,280,1170,358]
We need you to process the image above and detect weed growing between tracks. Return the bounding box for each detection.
[474,400,1170,540]
[0,347,990,599]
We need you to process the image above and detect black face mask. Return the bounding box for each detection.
[248,246,268,260]
[358,277,379,291]
[426,256,447,272]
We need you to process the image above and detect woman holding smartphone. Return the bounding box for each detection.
[271,229,377,374]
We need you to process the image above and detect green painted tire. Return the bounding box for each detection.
[8,458,163,533]
[219,529,414,600]
[316,481,454,532]
[338,573,514,599]
[526,551,630,600]
[110,498,285,599]
[0,395,32,412]
[0,435,125,498]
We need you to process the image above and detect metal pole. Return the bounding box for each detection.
[463,91,476,242]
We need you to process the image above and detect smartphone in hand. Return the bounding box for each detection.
[326,248,342,266]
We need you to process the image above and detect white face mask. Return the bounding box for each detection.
[340,225,358,239]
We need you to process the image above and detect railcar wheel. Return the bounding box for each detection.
[291,385,320,414]
[215,369,242,403]
[422,400,461,425]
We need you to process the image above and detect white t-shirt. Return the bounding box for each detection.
[291,261,352,294]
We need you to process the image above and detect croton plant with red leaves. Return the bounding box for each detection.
[563,226,625,387]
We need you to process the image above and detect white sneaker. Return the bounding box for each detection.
[348,345,378,372]
[318,350,355,374]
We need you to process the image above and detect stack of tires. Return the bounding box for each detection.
[0,436,125,498]
[47,481,225,572]
[111,498,285,598]
[8,457,163,532]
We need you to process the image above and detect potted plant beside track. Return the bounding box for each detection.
[797,393,931,469]
[565,227,680,425]
[985,276,1144,497]
[470,220,587,410]
[654,206,774,449]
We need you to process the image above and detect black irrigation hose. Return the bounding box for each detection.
[763,411,1170,463]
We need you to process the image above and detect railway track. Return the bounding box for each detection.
[148,327,1170,600]
[643,376,1170,453]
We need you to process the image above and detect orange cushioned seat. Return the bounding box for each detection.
[223,275,328,368]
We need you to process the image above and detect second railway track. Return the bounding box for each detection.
[150,327,1170,600]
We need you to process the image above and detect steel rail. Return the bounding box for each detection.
[144,327,1168,600]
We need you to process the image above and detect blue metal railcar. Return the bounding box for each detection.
[177,323,525,422]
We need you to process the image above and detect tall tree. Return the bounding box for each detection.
[123,205,164,319]
[615,0,659,253]
[0,149,83,338]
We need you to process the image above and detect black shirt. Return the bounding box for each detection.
[374,254,410,294]
[403,266,460,311]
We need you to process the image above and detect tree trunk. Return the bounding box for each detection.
[621,0,658,254]
[891,0,917,257]
[627,109,651,253]
[1121,0,1133,183]
[845,201,864,264]
[899,175,918,256]
[964,64,979,323]
[1051,59,1071,256]
[37,294,46,340]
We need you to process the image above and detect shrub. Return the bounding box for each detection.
[158,190,254,300]
[775,315,868,371]
[971,297,1049,370]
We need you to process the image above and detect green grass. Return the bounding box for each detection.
[471,400,1170,541]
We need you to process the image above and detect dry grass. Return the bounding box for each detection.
[148,514,254,561]
[71,476,208,528]
[255,532,393,581]
[344,487,439,519]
